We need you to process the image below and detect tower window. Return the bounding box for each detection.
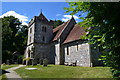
[29,36,31,43]
[42,36,45,42]
[42,27,44,31]
[44,27,46,32]
[30,28,32,33]
[42,26,46,32]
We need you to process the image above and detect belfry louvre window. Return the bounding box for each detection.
[42,26,46,32]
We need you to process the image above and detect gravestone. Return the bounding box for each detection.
[39,59,43,65]
[43,58,48,67]
[6,59,9,65]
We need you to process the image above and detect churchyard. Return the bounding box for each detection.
[15,65,112,78]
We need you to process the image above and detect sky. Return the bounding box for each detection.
[1,2,86,25]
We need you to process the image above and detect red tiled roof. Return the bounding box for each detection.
[53,20,70,41]
[63,24,85,44]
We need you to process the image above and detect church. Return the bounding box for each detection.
[24,12,102,67]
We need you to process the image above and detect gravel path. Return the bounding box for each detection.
[5,65,25,80]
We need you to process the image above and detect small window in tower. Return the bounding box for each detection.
[44,27,46,32]
[29,36,31,43]
[42,36,45,42]
[30,27,32,33]
[42,26,44,32]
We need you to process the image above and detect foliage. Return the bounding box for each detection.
[0,74,7,80]
[64,2,120,78]
[2,16,28,63]
[18,55,24,60]
[53,20,64,28]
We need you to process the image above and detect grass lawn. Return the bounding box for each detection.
[0,64,19,80]
[0,74,7,80]
[1,64,19,70]
[15,65,112,78]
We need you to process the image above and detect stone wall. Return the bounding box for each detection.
[55,42,60,65]
[35,22,53,43]
[34,44,50,63]
[62,40,102,67]
[27,23,35,45]
[30,42,56,64]
[63,40,92,67]
[25,16,54,65]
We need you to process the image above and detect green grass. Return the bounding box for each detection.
[0,74,7,80]
[15,65,112,78]
[0,64,19,80]
[1,64,18,70]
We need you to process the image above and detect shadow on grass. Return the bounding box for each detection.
[0,69,10,76]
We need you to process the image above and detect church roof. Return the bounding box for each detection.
[53,20,70,41]
[53,20,86,44]
[63,24,85,44]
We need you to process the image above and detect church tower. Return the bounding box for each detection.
[25,12,53,65]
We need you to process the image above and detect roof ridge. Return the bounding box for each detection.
[63,24,86,44]
[58,20,70,38]
[53,20,69,33]
[38,12,49,22]
[52,20,70,41]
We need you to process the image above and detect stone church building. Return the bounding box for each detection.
[24,12,102,67]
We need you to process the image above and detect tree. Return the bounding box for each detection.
[53,20,64,28]
[2,16,28,63]
[64,2,120,78]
